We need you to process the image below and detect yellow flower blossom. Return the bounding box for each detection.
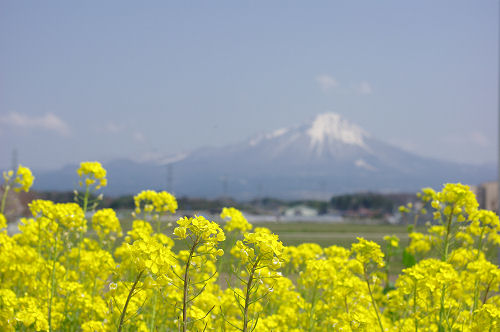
[174,215,225,245]
[0,213,6,229]
[134,190,178,215]
[221,207,252,232]
[12,165,34,192]
[351,237,385,268]
[77,161,107,189]
[383,235,399,248]
[92,208,122,240]
[127,236,176,275]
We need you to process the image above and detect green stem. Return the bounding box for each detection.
[37,216,42,257]
[308,281,319,332]
[1,184,10,215]
[384,251,391,290]
[77,185,90,278]
[438,284,447,332]
[439,207,454,331]
[82,185,90,214]
[92,276,97,298]
[476,228,485,258]
[48,235,59,332]
[156,212,163,234]
[364,268,384,332]
[482,279,492,304]
[413,281,418,332]
[150,290,158,332]
[441,208,454,262]
[118,270,144,332]
[472,228,486,314]
[242,258,260,332]
[182,237,199,332]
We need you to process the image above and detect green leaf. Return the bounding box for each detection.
[402,249,416,268]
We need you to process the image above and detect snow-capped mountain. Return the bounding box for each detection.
[242,113,370,163]
[34,113,495,199]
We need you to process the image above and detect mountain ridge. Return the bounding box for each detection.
[33,112,496,199]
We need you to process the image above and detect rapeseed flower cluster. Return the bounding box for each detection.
[432,183,478,221]
[10,165,35,192]
[221,207,252,232]
[77,161,107,190]
[174,215,225,245]
[91,208,122,242]
[1,165,34,216]
[3,165,34,193]
[234,230,285,269]
[75,162,108,216]
[0,164,499,331]
[134,190,178,216]
[0,213,7,229]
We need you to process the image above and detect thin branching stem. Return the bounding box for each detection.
[242,258,260,332]
[0,184,9,215]
[182,236,200,332]
[364,266,384,332]
[48,235,59,332]
[472,227,486,315]
[118,270,144,332]
[439,207,454,331]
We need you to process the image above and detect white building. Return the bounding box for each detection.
[475,181,498,213]
[284,205,318,217]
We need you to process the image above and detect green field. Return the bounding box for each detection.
[254,221,417,247]
[119,213,419,249]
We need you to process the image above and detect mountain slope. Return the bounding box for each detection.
[33,113,495,199]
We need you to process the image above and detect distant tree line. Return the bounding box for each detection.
[330,193,394,213]
[32,192,253,214]
[329,192,416,214]
[29,191,416,216]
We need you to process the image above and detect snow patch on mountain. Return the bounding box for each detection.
[249,127,289,146]
[307,113,367,154]
[355,159,376,171]
[158,152,189,165]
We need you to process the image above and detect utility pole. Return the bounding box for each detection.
[11,148,18,171]
[221,175,228,199]
[167,164,173,193]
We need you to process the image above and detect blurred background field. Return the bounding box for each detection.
[250,222,419,248]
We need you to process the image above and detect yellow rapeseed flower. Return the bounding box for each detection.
[12,165,34,192]
[383,235,399,248]
[351,237,385,268]
[77,161,107,189]
[432,183,478,219]
[221,207,252,232]
[92,208,122,239]
[0,213,6,229]
[174,215,225,245]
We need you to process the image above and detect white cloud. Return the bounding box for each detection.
[391,139,421,154]
[316,74,339,92]
[132,131,145,143]
[469,132,489,147]
[357,81,373,95]
[443,131,490,147]
[0,112,70,136]
[99,122,124,134]
[316,75,373,95]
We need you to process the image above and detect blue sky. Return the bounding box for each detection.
[0,1,498,170]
